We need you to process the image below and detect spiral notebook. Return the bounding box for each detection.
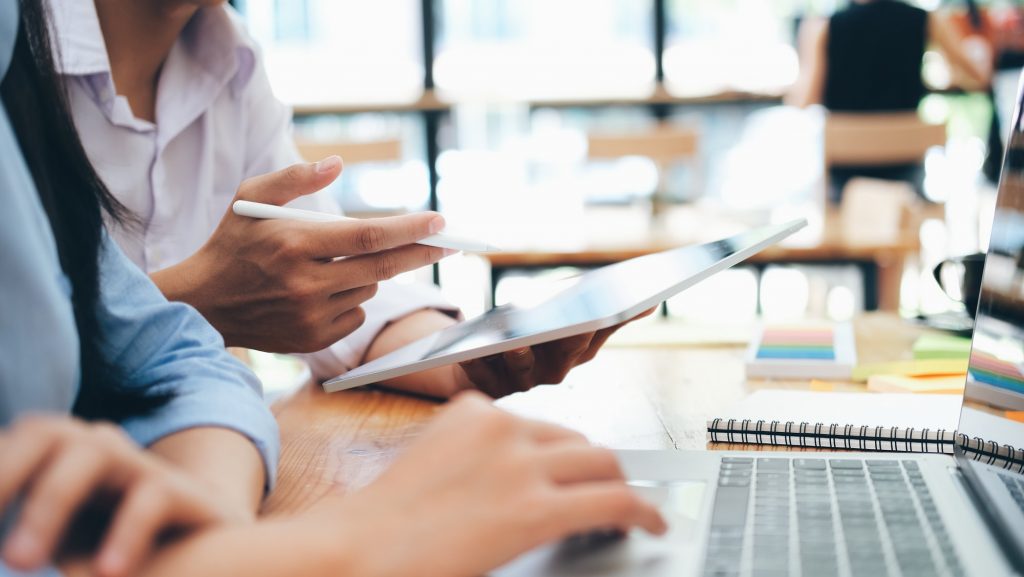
[706,390,964,454]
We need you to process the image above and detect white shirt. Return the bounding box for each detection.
[49,0,455,380]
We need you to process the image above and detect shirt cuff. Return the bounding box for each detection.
[301,280,460,381]
[117,377,280,493]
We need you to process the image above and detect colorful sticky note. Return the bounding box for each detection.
[912,335,972,360]
[810,379,836,392]
[756,326,836,361]
[867,374,966,395]
[851,359,969,383]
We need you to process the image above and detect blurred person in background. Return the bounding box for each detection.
[788,0,992,203]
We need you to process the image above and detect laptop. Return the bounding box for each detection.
[493,88,1024,577]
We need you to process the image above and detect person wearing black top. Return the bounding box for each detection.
[788,0,991,203]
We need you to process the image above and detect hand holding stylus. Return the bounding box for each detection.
[150,157,457,353]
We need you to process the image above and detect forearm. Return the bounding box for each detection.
[365,309,467,398]
[930,13,991,90]
[60,511,359,577]
[149,427,266,519]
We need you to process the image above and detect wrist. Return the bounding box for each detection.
[303,494,408,577]
[150,250,210,308]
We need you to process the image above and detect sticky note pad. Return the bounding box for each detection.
[851,359,969,383]
[867,374,966,395]
[912,335,972,360]
[746,322,856,380]
[1005,411,1024,424]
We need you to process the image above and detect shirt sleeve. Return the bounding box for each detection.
[237,43,461,381]
[299,282,461,380]
[95,234,280,490]
[0,564,63,577]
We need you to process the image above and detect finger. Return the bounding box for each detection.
[457,358,503,398]
[305,213,448,259]
[326,244,452,286]
[543,445,624,485]
[577,325,622,364]
[578,309,653,364]
[332,306,367,334]
[0,425,59,518]
[3,445,113,570]
[96,479,216,577]
[328,284,378,317]
[533,333,594,384]
[634,307,658,321]
[523,420,588,445]
[553,484,668,537]
[500,348,535,394]
[234,156,343,206]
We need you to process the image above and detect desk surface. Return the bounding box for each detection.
[263,314,933,516]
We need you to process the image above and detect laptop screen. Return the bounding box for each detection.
[957,78,1024,467]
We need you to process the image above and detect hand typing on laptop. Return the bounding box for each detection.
[1,395,666,577]
[325,393,667,577]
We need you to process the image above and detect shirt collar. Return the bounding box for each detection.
[0,0,18,81]
[47,0,257,92]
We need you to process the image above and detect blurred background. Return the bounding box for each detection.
[231,0,1024,331]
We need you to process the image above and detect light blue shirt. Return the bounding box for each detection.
[0,0,278,573]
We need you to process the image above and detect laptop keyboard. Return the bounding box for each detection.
[704,457,963,577]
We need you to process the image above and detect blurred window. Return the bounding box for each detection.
[664,0,814,96]
[436,0,655,101]
[241,0,424,106]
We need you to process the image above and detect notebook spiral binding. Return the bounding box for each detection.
[706,418,1024,473]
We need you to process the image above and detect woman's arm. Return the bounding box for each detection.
[786,17,828,108]
[95,235,278,515]
[148,428,264,518]
[929,12,992,91]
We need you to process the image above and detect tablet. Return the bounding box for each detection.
[323,219,807,392]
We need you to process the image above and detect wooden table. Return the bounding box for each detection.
[482,205,919,312]
[263,313,931,516]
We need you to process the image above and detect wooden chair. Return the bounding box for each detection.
[586,124,700,217]
[824,112,946,168]
[824,112,946,215]
[824,113,944,310]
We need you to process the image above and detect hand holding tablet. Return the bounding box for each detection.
[323,219,808,392]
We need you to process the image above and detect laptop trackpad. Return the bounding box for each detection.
[493,481,707,576]
[629,480,706,541]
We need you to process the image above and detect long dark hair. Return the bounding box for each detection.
[1,0,167,420]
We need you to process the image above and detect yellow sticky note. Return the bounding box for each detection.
[851,359,969,383]
[867,374,966,395]
[810,380,835,392]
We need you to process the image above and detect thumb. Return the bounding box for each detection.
[234,156,344,206]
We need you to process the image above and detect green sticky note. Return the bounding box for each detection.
[912,334,973,360]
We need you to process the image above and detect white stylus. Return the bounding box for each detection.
[232,200,501,253]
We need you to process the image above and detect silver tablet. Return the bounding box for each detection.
[323,219,807,393]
